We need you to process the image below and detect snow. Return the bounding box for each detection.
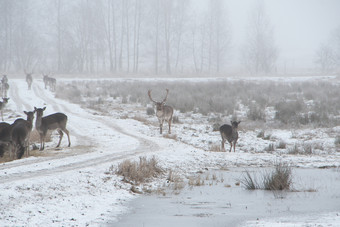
[0,78,339,226]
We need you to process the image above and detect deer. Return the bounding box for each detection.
[0,97,9,121]
[219,120,241,152]
[148,89,174,134]
[11,111,35,159]
[0,122,13,158]
[34,107,71,151]
[25,72,33,90]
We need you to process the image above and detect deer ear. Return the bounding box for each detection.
[43,107,46,111]
[24,111,28,115]
[238,121,241,124]
[230,120,233,124]
[34,107,37,111]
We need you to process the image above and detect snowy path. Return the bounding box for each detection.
[1,80,160,183]
[0,79,162,226]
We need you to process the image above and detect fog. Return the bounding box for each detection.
[0,0,339,76]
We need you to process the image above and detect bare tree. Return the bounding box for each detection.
[241,1,278,74]
[315,43,335,72]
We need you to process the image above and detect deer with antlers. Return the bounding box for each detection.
[148,89,174,134]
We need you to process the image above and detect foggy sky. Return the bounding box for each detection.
[225,0,340,69]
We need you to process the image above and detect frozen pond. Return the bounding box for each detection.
[110,167,340,227]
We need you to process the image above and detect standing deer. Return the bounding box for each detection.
[148,89,173,134]
[11,110,35,159]
[25,72,33,90]
[34,107,71,151]
[0,97,9,121]
[220,121,241,152]
[42,74,56,91]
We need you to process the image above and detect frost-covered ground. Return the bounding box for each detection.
[0,77,339,226]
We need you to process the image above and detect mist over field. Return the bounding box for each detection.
[0,1,340,226]
[0,0,339,76]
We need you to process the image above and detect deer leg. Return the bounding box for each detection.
[56,129,64,147]
[1,110,3,121]
[229,142,233,152]
[63,128,71,147]
[233,141,237,152]
[159,119,164,134]
[168,119,172,134]
[221,136,226,152]
[39,133,45,151]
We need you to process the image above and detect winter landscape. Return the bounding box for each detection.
[0,0,340,226]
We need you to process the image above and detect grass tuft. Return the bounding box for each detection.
[115,156,164,185]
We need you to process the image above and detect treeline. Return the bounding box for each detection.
[0,0,233,75]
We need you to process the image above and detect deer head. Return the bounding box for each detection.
[148,89,169,111]
[230,120,241,129]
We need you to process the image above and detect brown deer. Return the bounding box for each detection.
[0,97,9,121]
[34,107,71,151]
[148,89,173,134]
[25,72,33,90]
[0,122,12,157]
[11,110,35,159]
[220,121,241,152]
[42,74,56,92]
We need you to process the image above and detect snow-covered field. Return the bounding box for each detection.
[0,77,339,226]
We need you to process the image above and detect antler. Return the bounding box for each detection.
[162,89,169,103]
[148,90,157,103]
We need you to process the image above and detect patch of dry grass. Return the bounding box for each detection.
[132,115,149,124]
[115,156,164,185]
[163,134,177,140]
[209,144,223,152]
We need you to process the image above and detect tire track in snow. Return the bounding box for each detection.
[8,81,32,112]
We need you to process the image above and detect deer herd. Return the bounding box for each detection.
[0,74,241,162]
[0,72,71,160]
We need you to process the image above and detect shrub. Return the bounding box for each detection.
[265,143,275,152]
[277,140,287,149]
[247,103,265,121]
[146,107,155,115]
[55,84,82,103]
[257,130,265,138]
[115,156,164,185]
[275,100,304,124]
[288,144,300,154]
[335,136,340,146]
[212,123,221,132]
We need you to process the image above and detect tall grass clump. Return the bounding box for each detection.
[263,163,292,190]
[115,156,164,184]
[240,163,292,191]
[240,170,260,190]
